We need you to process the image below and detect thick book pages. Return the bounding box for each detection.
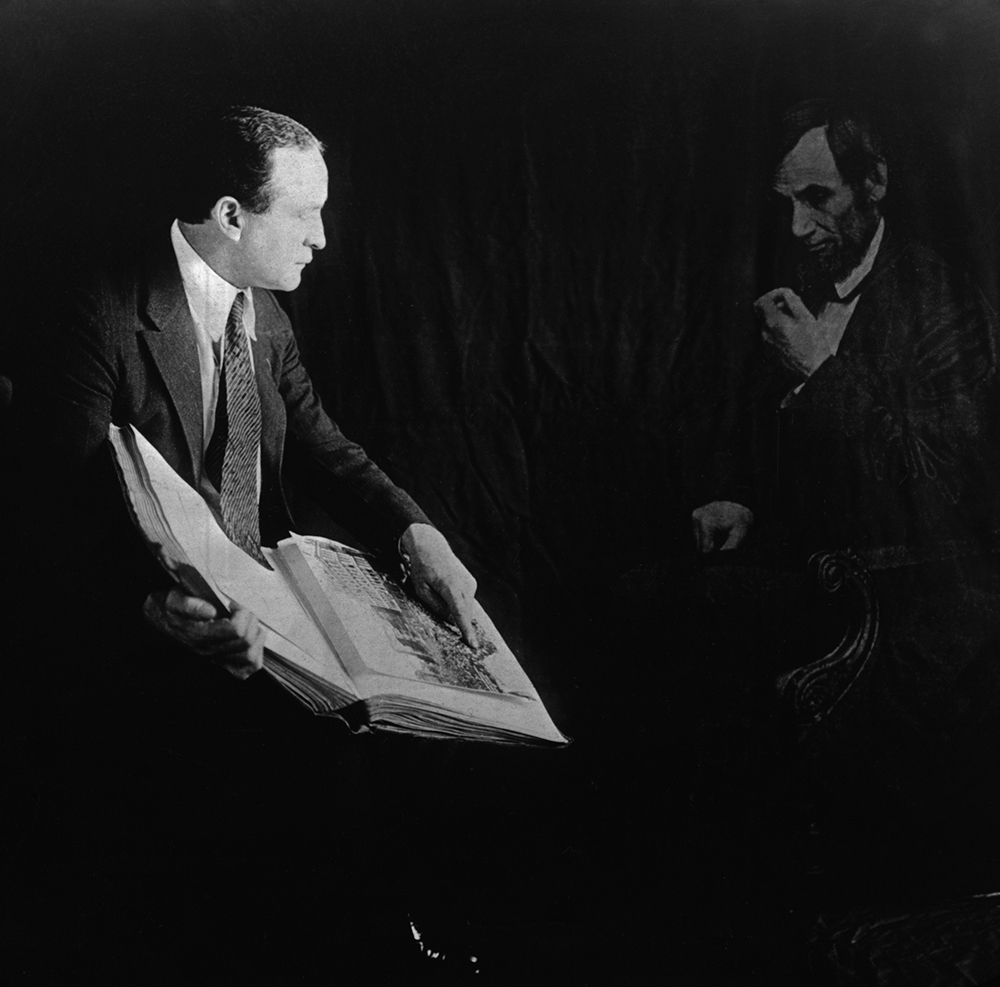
[108,423,567,745]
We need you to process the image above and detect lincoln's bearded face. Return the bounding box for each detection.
[773,126,883,288]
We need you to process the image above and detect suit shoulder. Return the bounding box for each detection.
[48,259,144,344]
[878,237,995,374]
[870,235,993,344]
[879,236,982,308]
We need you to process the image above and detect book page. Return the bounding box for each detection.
[278,534,540,701]
[109,424,357,700]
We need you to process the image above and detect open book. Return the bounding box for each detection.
[109,424,566,746]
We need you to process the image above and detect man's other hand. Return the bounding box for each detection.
[142,588,266,680]
[755,287,832,379]
[691,501,754,553]
[400,523,480,648]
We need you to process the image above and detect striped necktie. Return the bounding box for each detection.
[205,292,269,566]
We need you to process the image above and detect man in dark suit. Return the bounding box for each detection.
[691,99,997,558]
[618,101,998,976]
[669,101,999,777]
[30,106,479,677]
[662,99,1000,767]
[10,106,486,979]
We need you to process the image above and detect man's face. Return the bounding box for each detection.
[773,126,879,284]
[236,145,328,291]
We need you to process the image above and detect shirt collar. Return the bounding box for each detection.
[170,220,256,342]
[835,217,884,300]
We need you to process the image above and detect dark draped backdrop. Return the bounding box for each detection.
[3,0,999,976]
[4,4,998,678]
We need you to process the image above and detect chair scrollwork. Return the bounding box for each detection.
[776,550,880,728]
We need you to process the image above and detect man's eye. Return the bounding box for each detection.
[802,189,831,207]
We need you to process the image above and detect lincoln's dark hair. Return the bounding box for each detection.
[174,105,323,223]
[774,99,885,194]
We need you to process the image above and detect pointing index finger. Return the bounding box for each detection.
[439,583,480,649]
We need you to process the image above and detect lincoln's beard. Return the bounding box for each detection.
[795,198,880,291]
[796,237,864,290]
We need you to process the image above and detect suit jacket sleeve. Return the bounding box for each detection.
[29,284,125,470]
[260,292,431,557]
[14,282,173,617]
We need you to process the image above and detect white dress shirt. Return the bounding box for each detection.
[169,220,261,499]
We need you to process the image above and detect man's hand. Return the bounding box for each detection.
[142,588,266,680]
[691,501,754,553]
[400,523,480,648]
[755,287,833,380]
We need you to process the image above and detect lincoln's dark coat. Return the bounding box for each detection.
[705,230,999,554]
[667,232,1000,849]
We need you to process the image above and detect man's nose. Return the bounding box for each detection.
[307,217,326,251]
[791,202,815,240]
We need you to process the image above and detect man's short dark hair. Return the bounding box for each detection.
[774,99,885,195]
[175,106,323,223]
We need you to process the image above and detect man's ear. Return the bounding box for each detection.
[212,196,245,242]
[866,158,888,205]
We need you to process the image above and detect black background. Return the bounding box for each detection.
[3,0,999,978]
[5,3,998,694]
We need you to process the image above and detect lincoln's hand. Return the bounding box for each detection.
[691,500,754,553]
[143,588,266,679]
[400,523,480,648]
[755,287,832,379]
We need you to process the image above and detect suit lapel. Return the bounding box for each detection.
[250,288,284,473]
[835,227,902,358]
[139,258,204,479]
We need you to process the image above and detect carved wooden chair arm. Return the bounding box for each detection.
[776,550,880,727]
[776,533,1000,728]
